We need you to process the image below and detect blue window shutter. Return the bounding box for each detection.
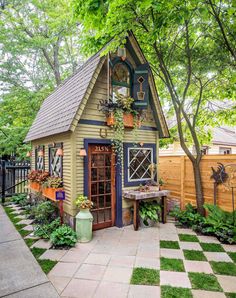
[133,63,150,109]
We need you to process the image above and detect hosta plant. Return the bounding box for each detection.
[139,201,161,226]
[34,218,61,239]
[50,225,77,248]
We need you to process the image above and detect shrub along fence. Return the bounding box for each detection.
[159,154,236,212]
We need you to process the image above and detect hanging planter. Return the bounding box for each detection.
[42,176,63,201]
[107,112,136,128]
[29,181,41,192]
[42,187,64,201]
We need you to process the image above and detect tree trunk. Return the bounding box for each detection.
[192,160,205,216]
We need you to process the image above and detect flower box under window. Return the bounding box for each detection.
[42,187,64,202]
[29,181,41,192]
[107,113,134,128]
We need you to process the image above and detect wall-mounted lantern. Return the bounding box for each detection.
[56,148,63,156]
[38,148,44,157]
[79,148,87,157]
[117,47,126,60]
[26,151,32,157]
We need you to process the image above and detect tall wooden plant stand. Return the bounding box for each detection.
[123,190,170,231]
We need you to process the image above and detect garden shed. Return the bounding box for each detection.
[25,31,169,229]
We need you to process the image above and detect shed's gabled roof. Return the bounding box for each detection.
[25,32,169,142]
[25,51,104,142]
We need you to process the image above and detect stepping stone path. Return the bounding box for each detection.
[4,203,236,297]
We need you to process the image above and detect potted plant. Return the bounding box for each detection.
[159,178,164,190]
[42,176,63,201]
[139,200,161,227]
[75,195,93,243]
[28,170,41,192]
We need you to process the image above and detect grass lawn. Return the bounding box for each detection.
[130,267,160,285]
[188,272,222,291]
[31,247,47,259]
[200,243,224,252]
[178,234,199,242]
[37,259,57,274]
[183,250,207,261]
[24,238,37,248]
[228,252,236,263]
[160,240,180,249]
[226,293,236,298]
[161,286,193,298]
[161,257,185,272]
[210,261,236,276]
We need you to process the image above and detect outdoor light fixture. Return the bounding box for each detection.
[79,148,87,157]
[38,149,44,157]
[117,47,126,60]
[56,148,63,156]
[26,151,32,157]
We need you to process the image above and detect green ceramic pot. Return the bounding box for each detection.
[76,208,93,242]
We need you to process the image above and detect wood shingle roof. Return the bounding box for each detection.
[25,51,102,142]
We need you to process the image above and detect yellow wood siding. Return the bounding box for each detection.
[75,59,159,211]
[31,131,76,216]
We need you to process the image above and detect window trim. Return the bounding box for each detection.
[48,143,63,177]
[123,143,156,187]
[219,146,232,155]
[111,58,133,101]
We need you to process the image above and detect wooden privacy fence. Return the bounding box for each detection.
[159,154,236,212]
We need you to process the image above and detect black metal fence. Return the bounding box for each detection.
[0,160,30,203]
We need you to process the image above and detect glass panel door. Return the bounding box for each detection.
[88,144,115,230]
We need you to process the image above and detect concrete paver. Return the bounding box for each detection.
[128,285,161,298]
[0,205,58,298]
[216,275,236,292]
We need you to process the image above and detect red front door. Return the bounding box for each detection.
[88,144,115,230]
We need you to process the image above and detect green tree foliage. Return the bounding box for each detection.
[73,0,235,213]
[0,0,82,157]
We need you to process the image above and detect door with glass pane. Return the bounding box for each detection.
[88,144,115,230]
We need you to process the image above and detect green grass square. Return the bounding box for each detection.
[189,272,223,291]
[31,247,47,259]
[210,261,236,276]
[183,250,207,261]
[161,286,193,298]
[37,259,57,274]
[229,252,236,263]
[24,238,37,248]
[179,234,199,242]
[160,240,180,249]
[161,257,185,272]
[200,243,224,252]
[130,267,160,285]
[226,293,236,298]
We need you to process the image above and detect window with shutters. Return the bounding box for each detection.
[49,144,63,177]
[35,146,44,171]
[112,62,131,102]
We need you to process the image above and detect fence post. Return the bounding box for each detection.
[1,160,6,204]
[180,156,185,209]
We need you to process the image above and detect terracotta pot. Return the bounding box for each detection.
[123,113,134,128]
[29,181,41,192]
[107,113,135,128]
[106,113,115,126]
[42,187,64,201]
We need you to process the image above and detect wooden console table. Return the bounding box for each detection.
[123,190,170,231]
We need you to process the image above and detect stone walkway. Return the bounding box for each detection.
[0,205,59,298]
[34,223,236,297]
[2,202,236,297]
